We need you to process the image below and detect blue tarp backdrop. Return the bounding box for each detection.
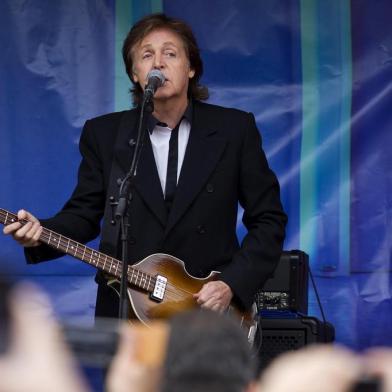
[0,0,391,349]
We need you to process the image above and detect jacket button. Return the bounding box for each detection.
[197,225,206,234]
[206,183,214,193]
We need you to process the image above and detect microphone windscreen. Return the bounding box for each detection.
[147,69,165,87]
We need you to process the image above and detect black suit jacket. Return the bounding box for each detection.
[26,100,287,310]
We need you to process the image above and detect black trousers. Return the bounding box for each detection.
[95,282,120,319]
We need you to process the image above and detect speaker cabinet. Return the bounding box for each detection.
[257,316,335,370]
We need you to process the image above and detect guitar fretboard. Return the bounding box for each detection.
[0,208,155,293]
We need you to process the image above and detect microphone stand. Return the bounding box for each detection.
[115,95,153,320]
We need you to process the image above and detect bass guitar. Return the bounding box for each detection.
[0,208,258,342]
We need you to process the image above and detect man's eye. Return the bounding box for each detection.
[142,52,152,59]
[165,51,176,57]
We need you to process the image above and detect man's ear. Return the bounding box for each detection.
[132,71,139,83]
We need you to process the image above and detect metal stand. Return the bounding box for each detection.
[115,96,153,320]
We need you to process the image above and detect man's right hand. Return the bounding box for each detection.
[2,209,42,247]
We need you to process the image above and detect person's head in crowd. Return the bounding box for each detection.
[122,13,209,106]
[161,309,257,392]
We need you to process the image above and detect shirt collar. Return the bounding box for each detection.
[147,100,193,134]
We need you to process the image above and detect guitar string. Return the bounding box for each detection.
[1,211,197,300]
[2,209,253,323]
[36,228,192,301]
[2,211,252,326]
[37,226,195,299]
[39,229,193,299]
[1,212,196,300]
[0,210,191,300]
[3,215,197,303]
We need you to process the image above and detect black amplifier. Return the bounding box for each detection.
[257,316,335,370]
[255,250,309,314]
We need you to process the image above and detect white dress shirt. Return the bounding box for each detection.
[149,117,191,194]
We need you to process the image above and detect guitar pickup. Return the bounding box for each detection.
[150,275,167,302]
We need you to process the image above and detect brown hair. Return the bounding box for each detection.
[122,13,209,106]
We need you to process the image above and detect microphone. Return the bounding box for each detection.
[143,69,165,102]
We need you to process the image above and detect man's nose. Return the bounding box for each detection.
[153,53,165,69]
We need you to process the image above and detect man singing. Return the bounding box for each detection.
[3,13,287,319]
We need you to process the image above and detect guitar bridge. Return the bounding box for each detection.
[150,275,167,302]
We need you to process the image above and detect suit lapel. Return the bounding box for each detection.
[165,103,227,235]
[113,104,227,234]
[114,111,167,227]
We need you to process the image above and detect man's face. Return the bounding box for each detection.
[131,28,195,103]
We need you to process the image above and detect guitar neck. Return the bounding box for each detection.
[0,208,155,293]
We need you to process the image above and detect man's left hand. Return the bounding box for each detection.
[193,281,233,313]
